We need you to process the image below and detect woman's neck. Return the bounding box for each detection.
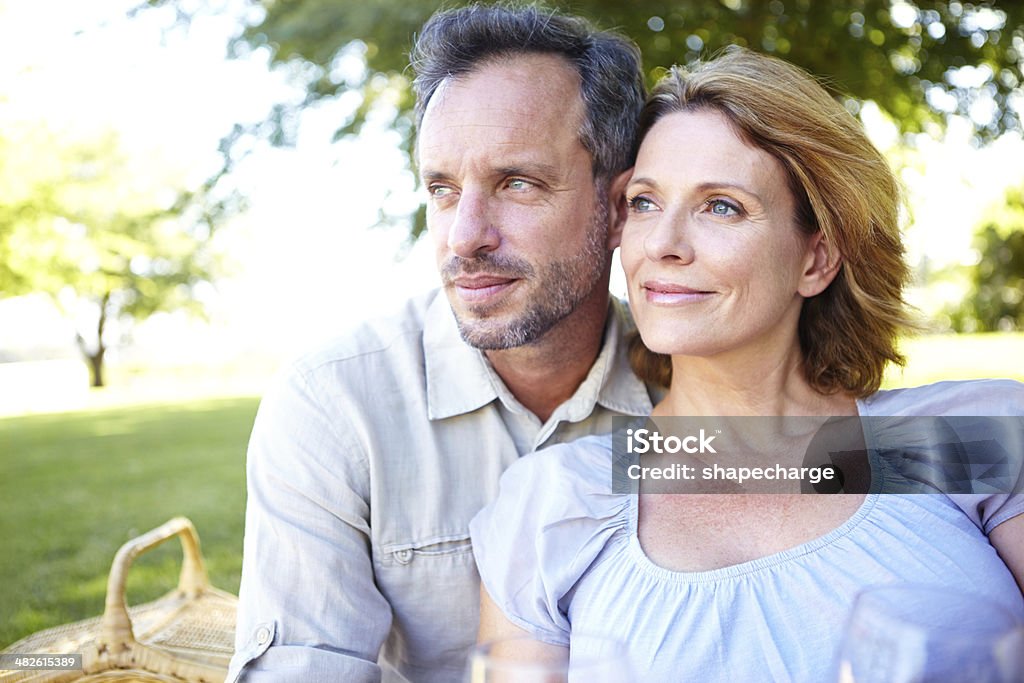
[655,343,858,417]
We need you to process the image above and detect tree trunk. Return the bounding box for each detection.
[87,348,105,387]
[76,292,110,388]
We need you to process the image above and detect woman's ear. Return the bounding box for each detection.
[798,231,842,297]
[605,168,634,251]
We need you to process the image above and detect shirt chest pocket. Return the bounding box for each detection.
[374,533,481,670]
[374,533,480,627]
[380,534,475,566]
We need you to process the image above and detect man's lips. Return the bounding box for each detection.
[451,275,519,303]
[642,279,714,304]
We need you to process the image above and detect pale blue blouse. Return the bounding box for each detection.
[470,380,1024,682]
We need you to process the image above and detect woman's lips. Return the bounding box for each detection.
[642,280,714,305]
[452,275,519,303]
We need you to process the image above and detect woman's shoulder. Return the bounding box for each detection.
[859,378,1024,416]
[470,433,630,644]
[478,432,626,532]
[505,433,618,496]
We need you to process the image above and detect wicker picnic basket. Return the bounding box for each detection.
[0,518,237,683]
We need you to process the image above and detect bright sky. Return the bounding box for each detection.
[1,0,1022,374]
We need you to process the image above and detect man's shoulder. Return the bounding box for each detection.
[265,290,457,408]
[292,289,443,375]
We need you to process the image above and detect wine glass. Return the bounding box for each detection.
[835,584,1024,683]
[467,634,633,683]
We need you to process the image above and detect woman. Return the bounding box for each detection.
[469,48,1024,680]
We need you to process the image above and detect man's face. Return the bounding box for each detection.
[417,54,613,350]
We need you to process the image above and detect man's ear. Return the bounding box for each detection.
[797,231,842,297]
[605,168,633,251]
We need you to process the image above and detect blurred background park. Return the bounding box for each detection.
[1,0,1023,649]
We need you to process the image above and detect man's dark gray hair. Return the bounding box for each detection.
[410,3,645,180]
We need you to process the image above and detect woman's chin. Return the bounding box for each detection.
[638,334,716,358]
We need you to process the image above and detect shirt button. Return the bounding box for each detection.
[395,549,413,564]
[255,627,271,645]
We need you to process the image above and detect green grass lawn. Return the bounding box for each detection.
[0,397,258,647]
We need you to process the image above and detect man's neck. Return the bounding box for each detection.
[485,293,610,423]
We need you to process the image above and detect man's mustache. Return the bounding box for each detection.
[440,253,535,283]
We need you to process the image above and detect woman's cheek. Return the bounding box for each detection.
[618,227,644,276]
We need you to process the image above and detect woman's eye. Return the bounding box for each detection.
[706,199,741,217]
[627,195,657,212]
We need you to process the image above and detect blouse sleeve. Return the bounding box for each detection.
[950,493,1024,534]
[469,437,628,647]
[865,379,1024,535]
[943,382,1024,534]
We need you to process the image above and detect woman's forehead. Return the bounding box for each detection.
[635,109,787,194]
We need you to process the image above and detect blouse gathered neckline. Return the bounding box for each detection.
[622,493,881,584]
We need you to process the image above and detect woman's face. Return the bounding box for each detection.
[621,108,823,359]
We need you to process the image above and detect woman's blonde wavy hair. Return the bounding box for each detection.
[629,47,918,398]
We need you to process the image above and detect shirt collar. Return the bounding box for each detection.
[587,296,654,418]
[423,290,653,421]
[423,291,498,420]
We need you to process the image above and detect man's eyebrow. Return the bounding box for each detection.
[496,163,562,183]
[419,170,450,183]
[420,163,565,185]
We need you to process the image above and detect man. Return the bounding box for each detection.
[227,5,650,682]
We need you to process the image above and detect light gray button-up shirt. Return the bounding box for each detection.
[227,288,655,683]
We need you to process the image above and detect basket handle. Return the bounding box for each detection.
[98,517,210,649]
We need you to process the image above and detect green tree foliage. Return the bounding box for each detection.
[949,185,1024,332]
[0,128,225,387]
[139,0,1024,238]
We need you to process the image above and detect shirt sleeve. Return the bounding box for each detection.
[469,441,627,648]
[227,363,388,683]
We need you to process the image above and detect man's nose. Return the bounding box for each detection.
[447,189,500,258]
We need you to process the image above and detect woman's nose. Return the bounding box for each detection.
[644,211,695,264]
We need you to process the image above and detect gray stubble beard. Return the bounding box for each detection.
[449,192,611,350]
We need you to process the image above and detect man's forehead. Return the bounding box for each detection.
[416,54,585,167]
[434,59,579,112]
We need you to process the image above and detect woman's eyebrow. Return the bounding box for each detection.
[626,176,659,190]
[626,178,767,205]
[693,181,764,203]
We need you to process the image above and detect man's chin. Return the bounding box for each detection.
[452,314,517,350]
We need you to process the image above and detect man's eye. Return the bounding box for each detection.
[706,199,741,217]
[429,185,455,198]
[627,195,657,212]
[506,178,532,191]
